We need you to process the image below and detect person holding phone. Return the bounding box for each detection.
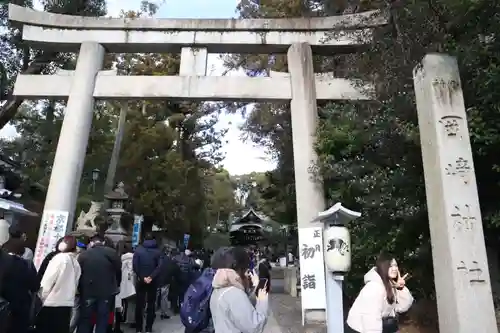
[210,247,269,333]
[347,253,413,333]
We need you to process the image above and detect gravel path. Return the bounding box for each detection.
[123,279,318,333]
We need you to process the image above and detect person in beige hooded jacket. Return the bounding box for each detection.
[347,254,413,333]
[210,246,269,333]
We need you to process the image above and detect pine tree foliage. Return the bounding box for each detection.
[232,0,500,308]
[0,0,108,128]
[0,1,239,247]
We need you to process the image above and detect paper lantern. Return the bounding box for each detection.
[323,225,351,274]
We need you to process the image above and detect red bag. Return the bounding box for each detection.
[91,311,114,325]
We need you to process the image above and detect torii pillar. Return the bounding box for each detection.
[413,54,497,333]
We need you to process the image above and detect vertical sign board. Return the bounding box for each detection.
[298,226,327,325]
[183,233,190,248]
[34,210,68,269]
[132,215,143,249]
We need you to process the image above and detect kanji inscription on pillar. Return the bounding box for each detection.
[450,204,476,232]
[456,260,486,284]
[302,274,317,290]
[432,78,461,110]
[445,157,472,184]
[301,243,321,259]
[445,157,471,176]
[439,115,462,137]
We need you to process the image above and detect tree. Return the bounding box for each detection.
[225,0,311,228]
[106,9,218,246]
[0,0,112,208]
[204,168,240,229]
[0,0,108,128]
[231,0,500,309]
[0,2,230,249]
[230,0,430,298]
[315,0,500,301]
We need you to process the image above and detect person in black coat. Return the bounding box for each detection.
[173,249,197,308]
[1,239,39,333]
[201,250,211,270]
[256,256,272,294]
[132,233,163,333]
[2,224,33,261]
[165,253,182,314]
[76,235,121,333]
[157,252,180,319]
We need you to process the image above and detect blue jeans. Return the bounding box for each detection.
[76,298,111,333]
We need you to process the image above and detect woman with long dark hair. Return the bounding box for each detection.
[210,246,269,333]
[36,236,81,333]
[37,237,65,283]
[347,253,413,333]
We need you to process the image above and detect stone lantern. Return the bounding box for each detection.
[104,182,129,244]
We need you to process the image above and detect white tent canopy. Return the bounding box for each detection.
[0,198,38,217]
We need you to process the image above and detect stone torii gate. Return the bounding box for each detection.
[8,4,497,333]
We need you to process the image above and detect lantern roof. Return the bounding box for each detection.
[105,182,128,200]
[313,202,361,225]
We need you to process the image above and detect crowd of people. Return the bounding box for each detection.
[0,222,413,333]
[0,226,273,333]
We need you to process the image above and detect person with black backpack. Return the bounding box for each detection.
[180,246,230,333]
[173,249,197,308]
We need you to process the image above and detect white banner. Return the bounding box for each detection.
[34,210,69,270]
[298,227,327,313]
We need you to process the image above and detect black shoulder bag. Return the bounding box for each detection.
[382,289,400,333]
[28,260,43,331]
[382,316,399,333]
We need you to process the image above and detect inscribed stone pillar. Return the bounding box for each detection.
[287,43,326,325]
[42,42,104,230]
[413,54,497,333]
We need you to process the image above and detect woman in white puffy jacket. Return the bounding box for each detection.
[347,254,413,333]
[116,244,136,327]
[36,236,81,333]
